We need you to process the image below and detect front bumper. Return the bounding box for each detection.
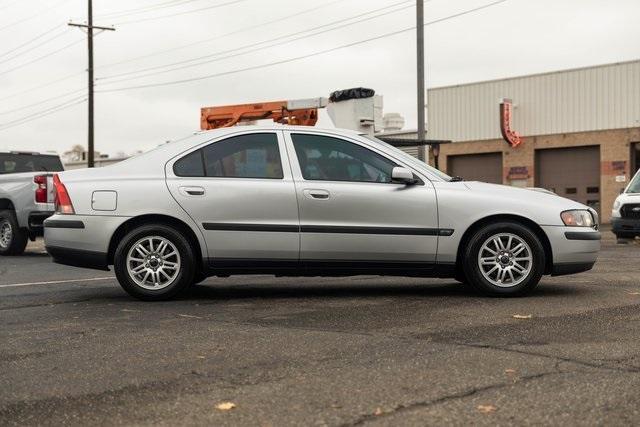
[551,261,596,276]
[541,225,600,275]
[611,217,640,235]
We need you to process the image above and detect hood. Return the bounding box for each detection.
[616,192,640,202]
[463,181,589,210]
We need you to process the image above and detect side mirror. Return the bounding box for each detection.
[391,167,418,185]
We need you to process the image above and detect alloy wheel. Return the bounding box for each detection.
[0,220,12,250]
[477,232,533,288]
[126,236,181,290]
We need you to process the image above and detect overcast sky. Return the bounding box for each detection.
[0,0,639,157]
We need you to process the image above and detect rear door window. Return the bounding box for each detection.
[174,133,283,179]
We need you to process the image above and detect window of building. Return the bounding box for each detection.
[291,134,397,183]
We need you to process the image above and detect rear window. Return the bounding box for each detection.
[0,153,64,175]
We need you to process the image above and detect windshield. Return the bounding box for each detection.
[627,170,640,193]
[0,153,63,174]
[362,135,452,181]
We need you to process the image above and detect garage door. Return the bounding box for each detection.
[447,152,503,184]
[535,146,600,213]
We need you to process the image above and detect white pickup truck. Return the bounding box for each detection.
[0,151,64,255]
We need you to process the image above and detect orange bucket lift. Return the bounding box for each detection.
[200,98,328,130]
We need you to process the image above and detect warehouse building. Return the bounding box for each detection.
[387,59,640,224]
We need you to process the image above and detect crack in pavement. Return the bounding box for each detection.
[450,341,640,374]
[340,365,565,426]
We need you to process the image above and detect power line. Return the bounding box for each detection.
[96,0,200,19]
[0,90,86,115]
[0,97,86,132]
[98,0,510,93]
[0,37,84,77]
[97,0,415,83]
[0,29,69,64]
[0,0,71,33]
[0,71,84,102]
[99,0,347,69]
[0,23,63,60]
[0,0,23,12]
[112,0,253,26]
[1,0,348,112]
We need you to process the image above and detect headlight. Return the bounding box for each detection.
[561,210,595,227]
[613,200,621,210]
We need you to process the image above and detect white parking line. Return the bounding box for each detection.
[0,277,115,289]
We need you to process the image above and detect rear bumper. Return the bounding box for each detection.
[45,245,110,271]
[611,217,640,235]
[44,214,130,271]
[27,211,54,236]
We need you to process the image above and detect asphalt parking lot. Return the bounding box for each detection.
[1,228,639,426]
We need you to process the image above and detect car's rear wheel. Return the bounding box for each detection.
[0,210,28,256]
[462,221,545,296]
[114,224,196,301]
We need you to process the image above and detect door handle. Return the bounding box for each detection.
[180,186,205,196]
[304,189,330,200]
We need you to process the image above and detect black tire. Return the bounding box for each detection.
[462,221,545,297]
[614,232,635,240]
[0,210,28,256]
[192,271,208,285]
[114,224,196,301]
[454,266,467,283]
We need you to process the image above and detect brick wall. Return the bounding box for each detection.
[429,127,640,223]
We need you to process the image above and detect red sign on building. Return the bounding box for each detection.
[500,99,522,148]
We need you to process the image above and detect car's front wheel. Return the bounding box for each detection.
[462,221,545,296]
[114,224,196,301]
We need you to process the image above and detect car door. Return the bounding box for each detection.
[283,131,439,266]
[166,130,300,262]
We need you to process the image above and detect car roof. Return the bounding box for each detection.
[192,125,362,137]
[163,125,365,157]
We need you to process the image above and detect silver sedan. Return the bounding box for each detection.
[44,126,600,300]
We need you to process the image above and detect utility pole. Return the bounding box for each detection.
[69,0,114,168]
[416,0,426,161]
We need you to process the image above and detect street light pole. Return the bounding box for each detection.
[69,0,114,168]
[416,0,426,162]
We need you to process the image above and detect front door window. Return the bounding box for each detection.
[291,133,396,183]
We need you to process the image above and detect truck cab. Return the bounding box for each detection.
[0,151,64,255]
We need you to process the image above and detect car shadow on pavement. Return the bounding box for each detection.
[176,281,586,301]
[14,252,50,258]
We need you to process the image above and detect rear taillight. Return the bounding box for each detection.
[53,174,75,215]
[34,175,47,203]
